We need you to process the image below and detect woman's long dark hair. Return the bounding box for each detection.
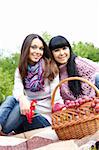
[19,34,51,79]
[49,35,82,98]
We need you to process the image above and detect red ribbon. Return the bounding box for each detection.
[26,99,37,123]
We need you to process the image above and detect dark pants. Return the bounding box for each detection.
[15,115,50,134]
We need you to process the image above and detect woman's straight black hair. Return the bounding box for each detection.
[49,35,82,98]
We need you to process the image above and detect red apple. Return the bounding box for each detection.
[52,103,65,112]
[95,103,99,110]
[65,100,71,105]
[91,102,96,108]
[94,98,99,104]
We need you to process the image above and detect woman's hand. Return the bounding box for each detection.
[19,95,31,115]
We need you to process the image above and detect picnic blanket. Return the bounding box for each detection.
[0,126,99,150]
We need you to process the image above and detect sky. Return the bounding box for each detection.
[0,0,99,55]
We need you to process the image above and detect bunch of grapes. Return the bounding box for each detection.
[65,96,93,109]
[52,96,99,113]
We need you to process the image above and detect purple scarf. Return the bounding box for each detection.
[24,59,44,92]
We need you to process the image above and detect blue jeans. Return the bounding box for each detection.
[0,96,23,133]
[95,73,99,89]
[0,96,18,127]
[0,96,50,134]
[21,115,50,133]
[14,115,50,134]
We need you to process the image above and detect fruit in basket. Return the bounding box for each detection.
[94,98,99,104]
[65,100,76,108]
[64,96,97,109]
[91,102,96,108]
[52,103,65,112]
[91,97,99,112]
[83,95,92,102]
[65,98,88,108]
[95,104,99,112]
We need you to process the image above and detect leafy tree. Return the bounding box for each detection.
[42,32,52,44]
[72,42,99,62]
[0,53,19,73]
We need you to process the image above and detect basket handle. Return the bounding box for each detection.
[51,77,99,106]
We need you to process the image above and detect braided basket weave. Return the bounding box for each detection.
[51,77,99,140]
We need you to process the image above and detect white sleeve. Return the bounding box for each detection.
[12,68,25,100]
[50,75,64,104]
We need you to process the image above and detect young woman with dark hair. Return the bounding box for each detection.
[0,34,61,135]
[49,35,99,102]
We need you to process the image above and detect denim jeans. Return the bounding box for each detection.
[22,115,50,132]
[14,115,51,134]
[95,73,99,89]
[0,96,50,134]
[0,96,18,127]
[0,96,23,133]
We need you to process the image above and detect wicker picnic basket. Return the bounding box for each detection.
[51,77,99,140]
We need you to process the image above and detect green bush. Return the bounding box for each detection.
[0,53,19,104]
[0,68,13,104]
